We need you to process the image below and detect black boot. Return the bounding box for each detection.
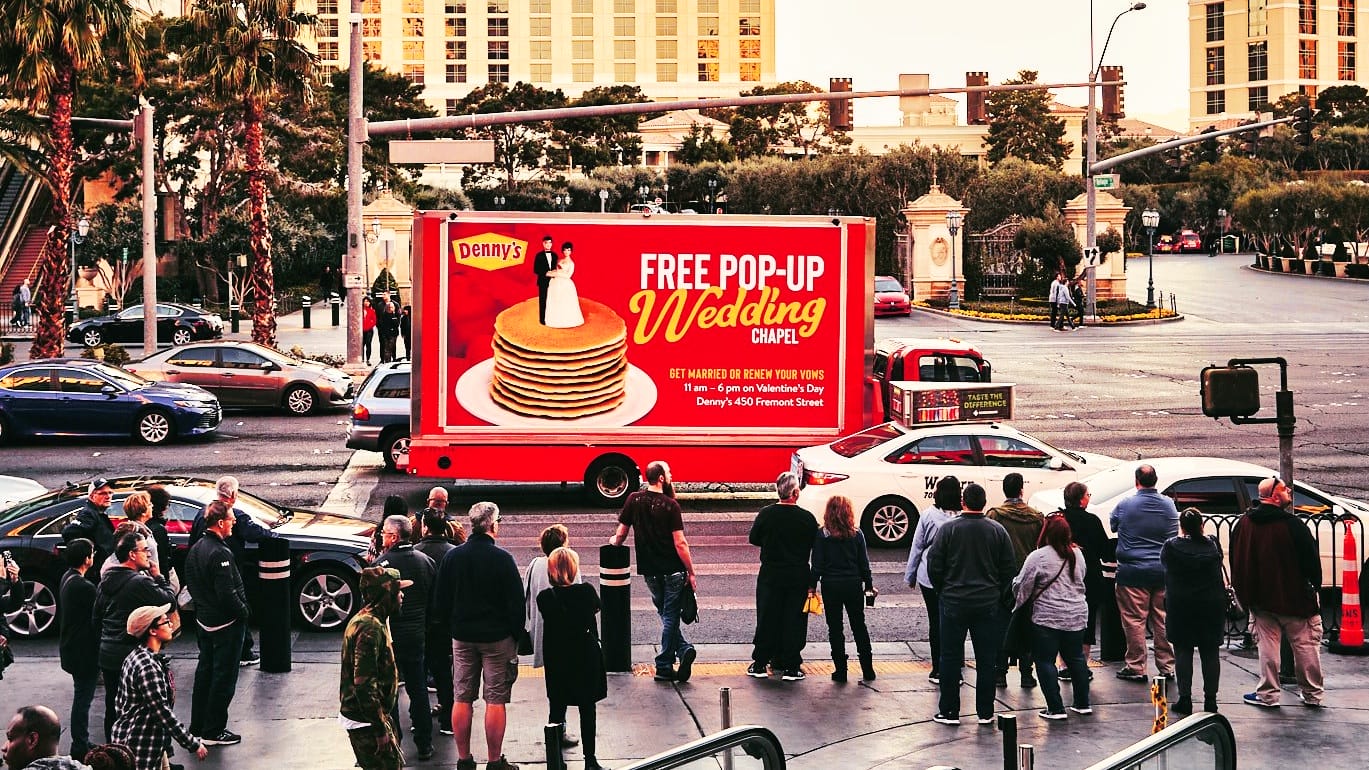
[1203,695,1219,712]
[859,655,876,681]
[1172,696,1193,714]
[585,757,610,770]
[832,656,848,683]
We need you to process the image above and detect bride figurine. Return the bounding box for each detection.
[543,241,584,328]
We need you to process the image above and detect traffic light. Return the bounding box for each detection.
[1200,365,1261,418]
[1292,105,1314,146]
[1100,65,1125,121]
[1238,120,1259,157]
[1165,148,1186,175]
[828,77,853,132]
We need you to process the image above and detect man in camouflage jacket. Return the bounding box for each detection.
[340,567,412,770]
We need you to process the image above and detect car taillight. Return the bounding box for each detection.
[353,404,370,420]
[804,469,848,486]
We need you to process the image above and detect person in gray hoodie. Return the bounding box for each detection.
[2,704,93,770]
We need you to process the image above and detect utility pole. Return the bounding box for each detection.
[139,104,157,357]
[344,0,365,367]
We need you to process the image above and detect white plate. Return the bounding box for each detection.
[454,358,658,428]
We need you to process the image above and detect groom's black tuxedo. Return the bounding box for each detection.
[533,246,558,324]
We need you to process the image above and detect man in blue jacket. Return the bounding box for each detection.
[1110,464,1179,681]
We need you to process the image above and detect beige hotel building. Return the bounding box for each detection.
[298,0,778,116]
[1189,0,1368,130]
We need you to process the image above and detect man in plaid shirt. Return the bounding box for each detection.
[111,604,208,770]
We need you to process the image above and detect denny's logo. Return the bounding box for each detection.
[449,232,528,271]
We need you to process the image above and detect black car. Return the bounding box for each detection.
[0,476,373,638]
[67,303,224,348]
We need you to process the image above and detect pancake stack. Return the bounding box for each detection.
[490,297,629,419]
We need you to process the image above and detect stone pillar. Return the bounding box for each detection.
[902,185,967,303]
[361,190,415,305]
[1064,190,1130,300]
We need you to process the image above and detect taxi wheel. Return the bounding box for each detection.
[862,495,918,548]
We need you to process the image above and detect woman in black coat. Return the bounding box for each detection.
[1056,481,1109,677]
[1161,507,1225,714]
[537,547,608,770]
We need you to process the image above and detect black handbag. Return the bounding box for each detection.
[1221,564,1247,623]
[680,584,699,625]
[1003,561,1067,657]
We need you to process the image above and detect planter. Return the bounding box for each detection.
[1256,254,1269,269]
[1287,259,1305,274]
[1335,262,1350,278]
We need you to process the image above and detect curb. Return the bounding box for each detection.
[910,305,1184,326]
[1241,262,1369,283]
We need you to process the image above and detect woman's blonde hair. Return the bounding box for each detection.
[123,491,152,522]
[823,496,858,539]
[547,547,580,587]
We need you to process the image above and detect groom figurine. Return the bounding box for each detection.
[533,234,558,324]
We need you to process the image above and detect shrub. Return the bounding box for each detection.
[288,345,345,368]
[1347,263,1369,278]
[80,343,131,366]
[0,342,13,365]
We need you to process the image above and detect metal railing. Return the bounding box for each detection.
[1083,712,1237,770]
[617,726,785,770]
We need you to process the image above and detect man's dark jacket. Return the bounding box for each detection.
[92,565,174,671]
[430,532,523,643]
[58,568,99,676]
[1230,501,1321,617]
[374,542,436,646]
[748,502,818,583]
[927,513,1017,608]
[61,500,116,564]
[189,503,276,556]
[183,529,249,628]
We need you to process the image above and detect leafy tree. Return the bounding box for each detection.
[308,64,439,191]
[676,125,735,165]
[984,71,1071,170]
[455,81,568,188]
[1012,215,1081,297]
[1314,85,1369,127]
[0,0,145,358]
[724,81,848,159]
[188,0,319,347]
[1311,125,1369,171]
[1096,228,1123,264]
[961,158,1083,233]
[1100,136,1173,185]
[559,85,646,172]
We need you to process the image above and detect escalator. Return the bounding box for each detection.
[619,726,786,770]
[1083,713,1237,770]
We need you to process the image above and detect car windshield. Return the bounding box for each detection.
[239,342,300,366]
[875,279,902,293]
[172,483,287,527]
[0,490,69,525]
[830,423,906,458]
[95,364,150,390]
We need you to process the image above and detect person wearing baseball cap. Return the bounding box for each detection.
[340,568,411,770]
[111,605,207,770]
[60,479,116,567]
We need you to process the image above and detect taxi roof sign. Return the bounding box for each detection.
[888,381,1014,427]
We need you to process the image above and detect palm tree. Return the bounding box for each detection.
[0,0,144,359]
[187,0,317,347]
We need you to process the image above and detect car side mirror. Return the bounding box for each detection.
[100,384,118,398]
[1047,457,1067,471]
[260,361,278,372]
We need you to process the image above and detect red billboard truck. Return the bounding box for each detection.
[406,211,878,505]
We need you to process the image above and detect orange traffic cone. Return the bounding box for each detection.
[1329,529,1368,654]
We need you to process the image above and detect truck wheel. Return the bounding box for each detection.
[584,456,641,508]
[861,495,918,548]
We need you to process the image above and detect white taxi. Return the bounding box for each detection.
[792,422,1121,548]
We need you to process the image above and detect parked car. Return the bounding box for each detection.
[0,475,373,638]
[1177,230,1204,253]
[0,358,221,445]
[1027,457,1366,588]
[873,275,912,317]
[346,360,411,471]
[0,475,45,508]
[67,303,224,348]
[628,203,669,215]
[126,341,355,415]
[1154,235,1176,253]
[792,422,1120,547]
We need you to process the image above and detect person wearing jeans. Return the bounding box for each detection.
[1110,464,1179,681]
[375,515,438,760]
[58,538,100,760]
[184,500,250,746]
[644,572,694,676]
[1014,516,1091,719]
[904,477,961,685]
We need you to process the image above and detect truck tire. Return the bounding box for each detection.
[861,495,918,548]
[584,456,641,508]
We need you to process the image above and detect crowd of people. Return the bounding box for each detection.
[0,460,1331,769]
[360,294,412,365]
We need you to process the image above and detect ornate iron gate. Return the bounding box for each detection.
[967,215,1026,299]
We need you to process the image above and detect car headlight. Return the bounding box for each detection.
[173,399,213,409]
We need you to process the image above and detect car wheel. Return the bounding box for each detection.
[171,327,193,346]
[3,576,58,638]
[283,384,317,416]
[82,328,104,347]
[861,495,918,548]
[583,455,641,508]
[294,565,359,631]
[381,429,410,472]
[135,408,175,445]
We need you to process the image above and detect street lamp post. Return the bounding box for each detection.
[1216,208,1227,255]
[68,215,90,325]
[1142,208,1159,308]
[638,184,649,204]
[555,193,567,212]
[1086,1,1147,320]
[493,194,506,211]
[946,210,963,310]
[707,178,718,214]
[598,189,609,213]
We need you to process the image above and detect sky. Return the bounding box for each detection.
[775,0,1190,131]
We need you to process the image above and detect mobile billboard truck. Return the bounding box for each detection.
[407,212,878,505]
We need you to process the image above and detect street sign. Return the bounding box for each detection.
[388,139,495,164]
[344,273,366,289]
[1093,174,1120,190]
[1083,247,1101,267]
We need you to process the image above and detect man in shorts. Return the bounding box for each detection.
[431,502,524,770]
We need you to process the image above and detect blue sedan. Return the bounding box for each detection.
[0,358,222,445]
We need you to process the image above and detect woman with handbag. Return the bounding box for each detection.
[1012,515,1090,720]
[1160,507,1225,714]
[810,495,876,683]
[537,547,609,770]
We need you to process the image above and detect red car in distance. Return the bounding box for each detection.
[874,275,912,317]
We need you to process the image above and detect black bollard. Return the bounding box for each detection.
[255,537,292,673]
[230,303,240,334]
[301,295,311,329]
[330,293,341,326]
[599,544,632,672]
[997,714,1016,770]
[543,723,565,770]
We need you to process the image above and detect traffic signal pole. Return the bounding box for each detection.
[1202,357,1295,489]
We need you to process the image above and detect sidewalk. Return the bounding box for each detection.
[4,636,1366,769]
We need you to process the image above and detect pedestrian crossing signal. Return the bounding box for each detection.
[1200,365,1261,418]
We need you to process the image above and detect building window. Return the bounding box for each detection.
[530,17,551,35]
[615,16,634,35]
[362,0,379,12]
[1341,0,1357,35]
[1302,84,1318,99]
[318,64,338,78]
[529,0,550,11]
[445,2,466,12]
[740,61,760,82]
[573,40,594,59]
[403,17,424,36]
[615,62,635,81]
[1340,41,1357,79]
[403,41,424,60]
[740,39,761,59]
[656,0,676,11]
[488,1,509,12]
[403,65,424,86]
[739,0,760,11]
[1300,0,1317,34]
[656,40,677,59]
[446,63,467,82]
[573,62,594,81]
[739,16,760,36]
[614,0,634,11]
[699,16,718,36]
[488,41,509,60]
[1248,85,1268,111]
[698,0,717,10]
[363,40,382,60]
[572,17,594,36]
[446,18,466,36]
[318,17,338,37]
[446,99,461,116]
[698,62,719,82]
[1206,47,1225,85]
[404,0,423,12]
[1300,39,1317,79]
[573,0,594,11]
[530,63,551,82]
[1249,0,1267,37]
[530,40,551,59]
[318,41,339,60]
[318,0,338,13]
[1248,41,1268,81]
[657,62,677,81]
[488,18,508,36]
[446,40,467,59]
[1206,3,1224,41]
[614,40,635,59]
[362,17,381,37]
[489,63,509,83]
[657,17,676,36]
[1206,90,1225,114]
[697,40,719,59]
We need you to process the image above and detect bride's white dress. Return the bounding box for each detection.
[543,256,584,328]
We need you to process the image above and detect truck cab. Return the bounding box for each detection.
[872,338,991,420]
